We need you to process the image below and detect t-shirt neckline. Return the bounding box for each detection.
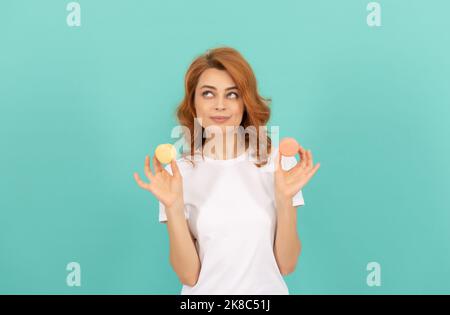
[202,149,250,165]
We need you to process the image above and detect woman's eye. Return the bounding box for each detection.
[202,91,239,99]
[202,91,214,98]
[228,92,239,99]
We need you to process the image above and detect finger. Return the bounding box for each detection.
[153,155,163,173]
[298,145,308,169]
[291,161,306,176]
[144,155,155,181]
[306,149,313,170]
[134,172,150,190]
[307,162,321,178]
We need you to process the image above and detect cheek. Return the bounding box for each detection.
[194,97,207,116]
[231,101,244,118]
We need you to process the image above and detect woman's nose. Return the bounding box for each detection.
[214,97,226,110]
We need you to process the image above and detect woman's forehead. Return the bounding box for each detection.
[197,68,236,88]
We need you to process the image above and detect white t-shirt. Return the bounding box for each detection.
[158,146,305,295]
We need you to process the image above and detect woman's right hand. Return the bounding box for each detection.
[134,155,184,209]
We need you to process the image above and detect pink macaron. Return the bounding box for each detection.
[279,137,300,156]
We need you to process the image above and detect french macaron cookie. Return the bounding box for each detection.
[155,143,176,164]
[279,137,300,156]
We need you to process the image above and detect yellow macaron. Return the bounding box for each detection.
[155,143,176,164]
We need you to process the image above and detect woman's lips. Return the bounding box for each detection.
[210,116,230,123]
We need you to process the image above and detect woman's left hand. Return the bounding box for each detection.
[274,145,321,206]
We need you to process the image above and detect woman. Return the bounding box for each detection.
[134,47,320,295]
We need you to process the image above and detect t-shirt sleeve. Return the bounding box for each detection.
[281,155,306,207]
[158,162,189,223]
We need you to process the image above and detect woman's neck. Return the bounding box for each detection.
[203,132,247,160]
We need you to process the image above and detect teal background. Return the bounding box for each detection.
[1,0,449,294]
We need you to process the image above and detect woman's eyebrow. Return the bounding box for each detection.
[200,85,238,91]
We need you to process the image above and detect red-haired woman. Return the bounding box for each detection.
[134,47,320,295]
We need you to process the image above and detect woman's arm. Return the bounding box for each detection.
[273,145,320,275]
[134,156,201,286]
[165,199,201,286]
[274,198,301,276]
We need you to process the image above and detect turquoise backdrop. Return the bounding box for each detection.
[1,0,449,294]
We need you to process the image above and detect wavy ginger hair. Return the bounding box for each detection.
[176,47,272,167]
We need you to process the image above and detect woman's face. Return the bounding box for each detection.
[194,68,244,135]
